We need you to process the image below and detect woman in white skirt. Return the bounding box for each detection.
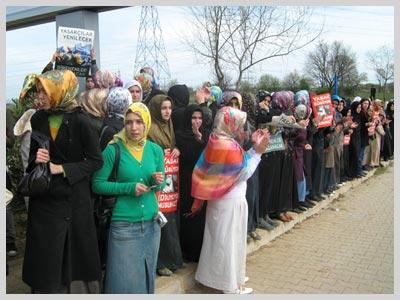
[189,105,270,294]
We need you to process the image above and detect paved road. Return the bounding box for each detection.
[189,164,394,294]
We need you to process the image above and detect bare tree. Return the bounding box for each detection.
[366,45,394,100]
[184,6,323,89]
[306,40,361,92]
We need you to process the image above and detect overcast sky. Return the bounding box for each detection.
[5,5,394,101]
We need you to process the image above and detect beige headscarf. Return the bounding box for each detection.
[79,88,108,118]
[147,94,175,149]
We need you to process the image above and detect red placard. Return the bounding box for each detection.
[156,149,179,213]
[343,135,350,145]
[310,93,334,128]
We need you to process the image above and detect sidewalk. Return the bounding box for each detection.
[6,160,393,294]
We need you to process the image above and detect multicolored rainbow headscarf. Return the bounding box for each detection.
[191,106,249,200]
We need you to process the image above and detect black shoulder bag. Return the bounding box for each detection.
[18,131,51,197]
[94,143,120,269]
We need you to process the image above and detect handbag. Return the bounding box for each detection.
[93,143,120,269]
[17,132,51,197]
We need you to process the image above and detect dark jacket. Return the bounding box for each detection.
[22,108,103,292]
[99,114,125,151]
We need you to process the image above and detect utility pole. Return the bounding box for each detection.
[134,6,171,90]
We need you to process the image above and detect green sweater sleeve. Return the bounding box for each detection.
[92,143,137,195]
[153,144,167,191]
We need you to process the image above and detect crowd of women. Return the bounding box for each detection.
[9,53,394,294]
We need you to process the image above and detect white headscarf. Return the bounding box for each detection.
[124,80,143,102]
[353,96,361,103]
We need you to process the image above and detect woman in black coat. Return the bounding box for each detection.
[175,104,209,262]
[21,70,103,293]
[349,101,362,178]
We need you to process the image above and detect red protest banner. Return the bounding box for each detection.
[343,135,350,145]
[310,93,334,128]
[156,149,179,213]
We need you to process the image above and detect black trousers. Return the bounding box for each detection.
[310,146,325,197]
[246,167,259,233]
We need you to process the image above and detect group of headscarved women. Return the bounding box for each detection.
[13,52,394,294]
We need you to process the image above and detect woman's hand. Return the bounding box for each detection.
[259,102,269,111]
[49,163,64,175]
[152,172,164,185]
[298,119,309,128]
[185,198,204,217]
[252,129,271,154]
[171,147,180,158]
[304,143,312,150]
[192,125,202,141]
[35,148,50,164]
[135,183,149,196]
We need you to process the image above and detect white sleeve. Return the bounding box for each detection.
[241,147,261,181]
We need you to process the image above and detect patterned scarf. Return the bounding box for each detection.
[37,69,80,113]
[191,106,249,200]
[208,85,222,107]
[222,90,243,109]
[106,87,132,117]
[134,73,153,100]
[93,70,115,89]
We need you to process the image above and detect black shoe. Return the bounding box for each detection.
[247,234,252,244]
[265,215,281,227]
[257,218,275,231]
[299,201,314,208]
[6,243,17,257]
[249,231,262,241]
[305,199,316,206]
[292,207,305,214]
[157,267,173,276]
[312,195,323,202]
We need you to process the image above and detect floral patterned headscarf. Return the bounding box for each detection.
[134,73,153,99]
[93,70,115,89]
[222,90,243,110]
[36,69,80,113]
[106,87,132,117]
[213,106,247,140]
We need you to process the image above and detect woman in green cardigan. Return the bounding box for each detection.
[92,102,165,294]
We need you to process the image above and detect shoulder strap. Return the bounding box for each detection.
[108,143,120,182]
[99,125,109,142]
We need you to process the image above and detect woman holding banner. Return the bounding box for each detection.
[147,94,184,277]
[190,106,270,294]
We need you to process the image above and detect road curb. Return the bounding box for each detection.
[155,160,392,293]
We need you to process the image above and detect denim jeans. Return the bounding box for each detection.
[104,220,161,294]
[357,145,366,175]
[297,174,306,203]
[323,167,334,191]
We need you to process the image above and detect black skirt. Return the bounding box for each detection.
[156,211,183,270]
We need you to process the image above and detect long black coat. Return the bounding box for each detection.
[22,108,103,292]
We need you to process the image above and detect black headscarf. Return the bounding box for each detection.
[351,101,361,124]
[177,104,206,141]
[168,84,189,109]
[386,101,394,119]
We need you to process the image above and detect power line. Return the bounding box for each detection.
[133,6,171,88]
